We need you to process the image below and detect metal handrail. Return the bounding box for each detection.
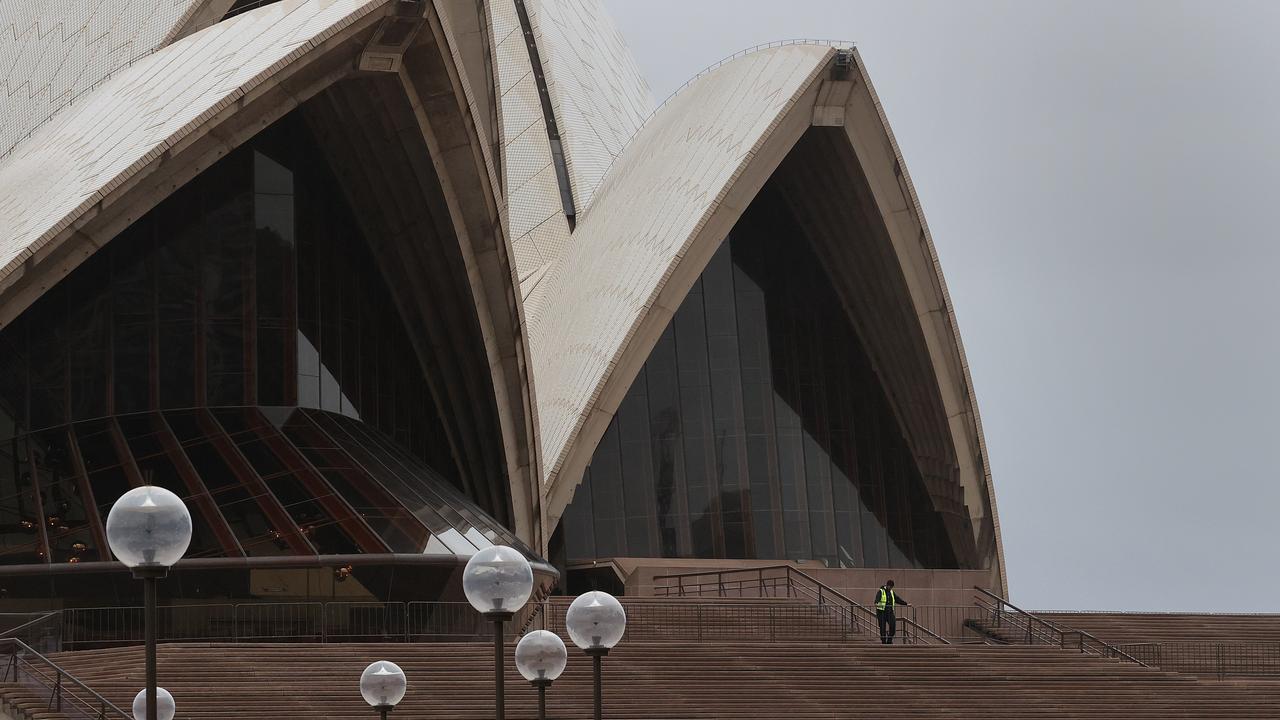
[0,637,131,719]
[1,612,61,641]
[652,565,949,644]
[972,587,1146,665]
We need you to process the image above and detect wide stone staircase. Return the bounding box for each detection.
[2,584,1277,718]
[23,639,1280,719]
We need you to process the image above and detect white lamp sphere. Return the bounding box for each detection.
[132,687,176,720]
[462,545,534,614]
[515,630,568,682]
[106,486,192,569]
[359,660,407,708]
[565,591,626,650]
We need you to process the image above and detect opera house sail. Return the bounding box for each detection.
[0,0,1004,605]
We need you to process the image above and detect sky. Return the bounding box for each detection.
[603,0,1280,613]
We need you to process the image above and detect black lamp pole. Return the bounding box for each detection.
[134,567,167,720]
[531,678,551,720]
[585,647,608,720]
[375,704,391,720]
[487,611,514,720]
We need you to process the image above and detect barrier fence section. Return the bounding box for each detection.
[651,565,950,645]
[52,597,970,648]
[61,602,554,649]
[901,606,986,643]
[1113,641,1280,680]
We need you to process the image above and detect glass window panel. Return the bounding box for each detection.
[156,321,196,409]
[0,318,28,438]
[74,421,120,473]
[230,438,285,478]
[66,294,109,423]
[205,322,245,407]
[27,289,68,431]
[217,493,291,557]
[116,414,166,460]
[179,441,242,494]
[562,190,968,569]
[162,411,206,445]
[0,438,43,561]
[303,521,361,556]
[257,328,286,406]
[30,429,97,564]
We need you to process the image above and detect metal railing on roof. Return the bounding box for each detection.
[653,39,856,114]
[588,39,856,198]
[222,0,283,19]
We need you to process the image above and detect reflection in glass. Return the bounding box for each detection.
[565,189,976,570]
[0,111,523,567]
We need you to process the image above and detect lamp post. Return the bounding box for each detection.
[514,630,567,720]
[565,591,626,720]
[360,660,407,720]
[106,487,192,720]
[130,687,175,720]
[462,545,534,720]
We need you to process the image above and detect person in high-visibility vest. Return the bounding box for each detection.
[874,580,909,644]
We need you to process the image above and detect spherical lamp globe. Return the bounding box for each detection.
[106,486,192,569]
[462,545,534,615]
[515,630,568,682]
[132,687,176,720]
[565,591,626,651]
[360,660,407,709]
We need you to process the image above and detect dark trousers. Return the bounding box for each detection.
[877,609,896,644]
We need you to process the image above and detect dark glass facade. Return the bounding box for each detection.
[0,407,524,565]
[562,189,964,569]
[0,113,532,573]
[0,118,448,472]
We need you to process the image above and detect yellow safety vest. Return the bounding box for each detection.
[876,587,895,611]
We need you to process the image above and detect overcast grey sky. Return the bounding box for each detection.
[604,0,1280,612]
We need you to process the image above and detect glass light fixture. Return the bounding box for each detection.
[360,660,408,709]
[515,630,568,682]
[106,486,192,569]
[565,591,627,651]
[132,688,175,720]
[462,545,534,615]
